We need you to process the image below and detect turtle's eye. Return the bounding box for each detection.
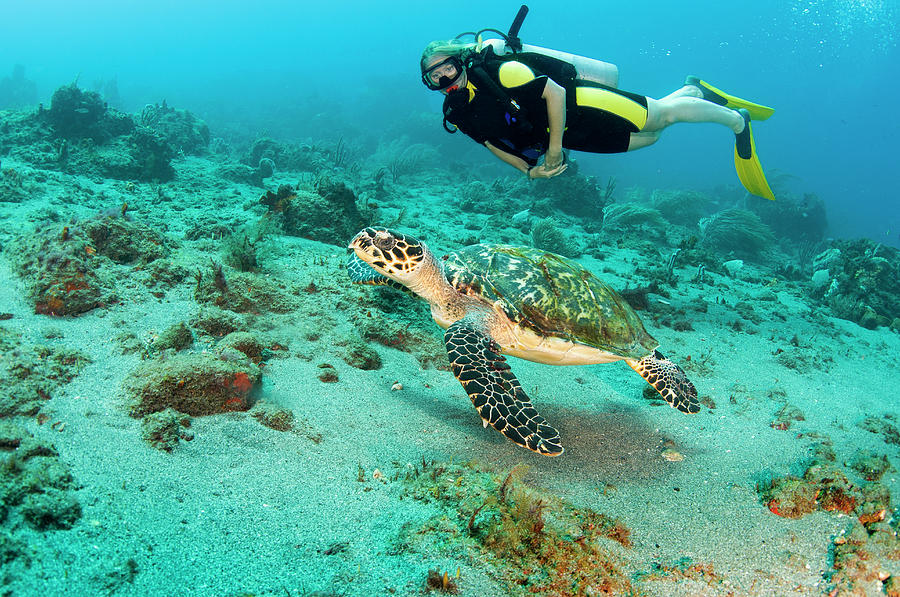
[373,234,395,251]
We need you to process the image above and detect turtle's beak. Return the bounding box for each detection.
[348,229,373,252]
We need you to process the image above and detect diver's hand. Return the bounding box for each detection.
[528,162,568,179]
[543,148,564,169]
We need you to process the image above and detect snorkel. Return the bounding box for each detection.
[424,5,533,133]
[421,4,529,93]
[452,4,529,54]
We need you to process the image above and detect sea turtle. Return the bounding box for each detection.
[348,227,699,456]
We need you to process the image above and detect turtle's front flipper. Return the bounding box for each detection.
[445,317,564,456]
[627,350,700,414]
[346,253,409,292]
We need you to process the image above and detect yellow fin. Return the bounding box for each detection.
[698,78,775,121]
[734,120,775,200]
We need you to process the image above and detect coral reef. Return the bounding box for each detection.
[601,202,666,237]
[812,239,900,328]
[634,557,725,590]
[193,262,299,314]
[0,328,90,416]
[124,352,261,417]
[859,415,900,446]
[82,211,174,265]
[850,451,894,482]
[139,100,210,155]
[749,192,827,243]
[650,189,711,227]
[699,208,775,261]
[828,515,900,595]
[218,158,275,187]
[0,85,186,182]
[0,166,33,204]
[215,331,272,363]
[222,216,280,272]
[260,180,367,246]
[241,136,332,173]
[317,363,339,383]
[47,83,116,142]
[530,161,609,220]
[249,402,295,432]
[530,217,581,257]
[770,403,805,430]
[371,138,438,182]
[458,179,528,216]
[8,220,113,315]
[190,307,245,339]
[354,311,447,370]
[394,459,633,595]
[120,126,175,182]
[250,401,321,441]
[425,568,459,594]
[759,453,890,522]
[7,212,174,316]
[339,336,383,370]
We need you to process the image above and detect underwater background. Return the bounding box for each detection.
[1,1,899,596]
[3,0,898,244]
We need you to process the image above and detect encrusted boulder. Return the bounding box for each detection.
[124,352,261,417]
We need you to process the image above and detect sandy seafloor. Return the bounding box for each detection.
[0,152,898,597]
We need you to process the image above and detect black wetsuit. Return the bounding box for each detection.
[444,52,649,166]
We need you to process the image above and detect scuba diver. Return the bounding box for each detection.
[421,6,775,200]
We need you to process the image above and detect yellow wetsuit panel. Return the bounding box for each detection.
[575,87,648,131]
[466,80,477,102]
[498,61,537,88]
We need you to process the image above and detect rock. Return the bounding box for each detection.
[723,259,744,277]
[216,331,266,362]
[124,352,260,417]
[154,322,193,352]
[250,402,294,432]
[140,408,193,451]
[811,268,830,289]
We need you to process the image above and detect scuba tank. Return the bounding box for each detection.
[456,4,619,89]
[481,39,618,88]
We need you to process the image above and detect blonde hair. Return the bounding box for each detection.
[420,39,477,73]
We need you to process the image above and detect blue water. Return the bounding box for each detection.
[1,0,897,240]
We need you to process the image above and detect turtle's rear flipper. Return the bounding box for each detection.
[627,350,700,414]
[445,317,564,456]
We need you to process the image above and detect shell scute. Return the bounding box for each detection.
[444,244,656,357]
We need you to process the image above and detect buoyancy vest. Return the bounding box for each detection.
[442,46,579,165]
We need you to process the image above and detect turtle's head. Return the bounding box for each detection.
[349,227,427,285]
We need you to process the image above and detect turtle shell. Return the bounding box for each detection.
[443,244,657,358]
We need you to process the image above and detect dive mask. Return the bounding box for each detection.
[422,56,463,91]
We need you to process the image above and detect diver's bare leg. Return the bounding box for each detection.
[643,96,744,134]
[627,131,660,151]
[659,85,702,101]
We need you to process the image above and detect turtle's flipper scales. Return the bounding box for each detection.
[627,350,700,414]
[445,318,564,456]
[347,253,408,292]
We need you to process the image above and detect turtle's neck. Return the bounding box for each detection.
[406,249,459,309]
